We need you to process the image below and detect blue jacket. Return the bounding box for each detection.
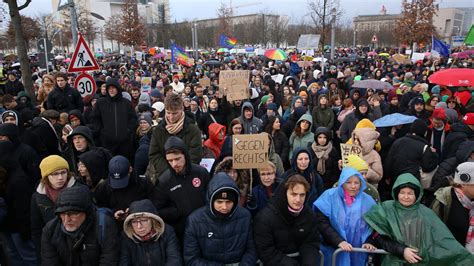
[246,181,280,216]
[134,133,151,176]
[184,173,257,265]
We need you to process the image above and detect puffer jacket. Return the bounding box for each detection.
[351,127,383,184]
[183,173,257,265]
[120,199,183,266]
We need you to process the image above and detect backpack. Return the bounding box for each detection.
[96,207,113,246]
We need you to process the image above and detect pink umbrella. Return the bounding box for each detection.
[64,58,71,63]
[464,49,474,55]
[451,52,469,59]
[153,52,166,59]
[367,51,377,56]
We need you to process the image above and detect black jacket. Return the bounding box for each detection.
[183,173,257,265]
[25,117,61,158]
[62,125,96,175]
[154,137,210,242]
[254,181,320,266]
[4,79,24,96]
[77,148,112,190]
[93,79,137,143]
[442,122,474,159]
[134,132,151,176]
[41,210,119,266]
[47,84,84,113]
[271,130,290,167]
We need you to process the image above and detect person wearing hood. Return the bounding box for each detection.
[183,172,257,265]
[2,94,36,127]
[46,72,83,113]
[386,119,439,183]
[339,98,382,143]
[154,136,210,243]
[93,78,137,159]
[282,148,324,205]
[203,122,226,159]
[77,148,112,191]
[254,174,320,265]
[442,113,474,160]
[0,123,41,184]
[309,126,340,189]
[67,109,86,129]
[282,106,307,139]
[289,114,314,159]
[120,199,183,266]
[314,167,376,266]
[41,185,119,265]
[62,125,96,176]
[17,90,37,114]
[198,97,228,138]
[239,101,263,134]
[4,71,24,96]
[312,93,333,129]
[282,96,303,122]
[399,82,424,113]
[215,157,251,206]
[364,173,474,265]
[405,96,430,123]
[30,155,77,259]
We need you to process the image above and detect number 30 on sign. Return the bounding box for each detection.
[74,72,97,104]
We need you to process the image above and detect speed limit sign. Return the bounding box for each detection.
[74,72,97,104]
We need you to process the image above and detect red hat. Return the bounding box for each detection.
[173,74,179,80]
[432,108,446,121]
[463,113,474,125]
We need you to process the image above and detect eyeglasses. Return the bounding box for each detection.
[131,219,150,226]
[60,211,81,218]
[50,170,68,177]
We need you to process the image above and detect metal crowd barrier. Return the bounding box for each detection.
[257,251,324,266]
[331,247,389,266]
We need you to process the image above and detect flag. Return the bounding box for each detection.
[431,36,450,57]
[465,24,474,45]
[219,34,237,49]
[171,43,194,67]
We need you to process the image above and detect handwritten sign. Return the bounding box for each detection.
[232,133,269,169]
[340,143,363,167]
[199,77,211,87]
[219,70,250,102]
[271,74,284,84]
[141,77,152,93]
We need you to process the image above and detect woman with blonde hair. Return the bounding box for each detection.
[37,74,55,111]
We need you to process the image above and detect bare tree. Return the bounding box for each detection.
[75,3,98,47]
[394,0,437,48]
[7,15,39,51]
[308,0,343,47]
[216,2,232,46]
[268,15,289,47]
[104,16,122,52]
[118,0,145,50]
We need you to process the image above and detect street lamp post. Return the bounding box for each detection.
[353,29,357,48]
[330,8,337,61]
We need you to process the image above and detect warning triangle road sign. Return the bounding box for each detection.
[68,33,99,73]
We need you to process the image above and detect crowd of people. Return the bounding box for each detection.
[0,46,474,265]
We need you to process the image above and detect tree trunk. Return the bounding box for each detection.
[6,0,35,104]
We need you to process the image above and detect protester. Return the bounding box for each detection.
[47,72,84,113]
[309,126,341,189]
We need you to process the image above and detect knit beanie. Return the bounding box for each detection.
[355,118,376,130]
[431,85,441,96]
[346,154,369,172]
[432,108,446,121]
[410,119,428,137]
[139,113,153,127]
[441,95,449,102]
[40,155,69,179]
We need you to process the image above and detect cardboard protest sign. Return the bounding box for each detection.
[340,144,363,167]
[271,74,284,84]
[199,77,211,87]
[219,70,249,102]
[141,77,152,93]
[232,133,269,169]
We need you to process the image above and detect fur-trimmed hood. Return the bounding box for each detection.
[123,199,165,242]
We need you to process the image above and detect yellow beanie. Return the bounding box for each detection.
[346,154,368,171]
[355,119,375,130]
[39,155,69,179]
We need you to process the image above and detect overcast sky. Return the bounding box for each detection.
[20,0,474,23]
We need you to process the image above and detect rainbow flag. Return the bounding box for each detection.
[171,43,194,67]
[219,34,237,49]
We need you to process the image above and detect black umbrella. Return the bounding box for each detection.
[204,59,222,66]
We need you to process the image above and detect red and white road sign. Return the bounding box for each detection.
[372,34,378,43]
[68,33,100,73]
[74,72,97,103]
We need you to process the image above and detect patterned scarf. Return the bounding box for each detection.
[165,111,185,135]
[311,141,333,175]
[454,187,474,253]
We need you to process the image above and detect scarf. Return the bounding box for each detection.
[133,228,158,242]
[454,187,474,253]
[343,190,356,207]
[311,141,333,175]
[288,204,304,216]
[165,111,185,135]
[45,183,65,203]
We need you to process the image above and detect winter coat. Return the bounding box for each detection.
[311,96,334,130]
[25,116,61,158]
[364,174,474,266]
[120,199,183,266]
[314,167,376,266]
[184,173,257,265]
[199,106,228,138]
[41,209,119,266]
[386,134,439,181]
[148,115,203,177]
[93,78,137,145]
[271,130,290,168]
[215,157,250,206]
[30,178,76,259]
[351,127,383,184]
[339,106,382,143]
[46,83,84,113]
[203,123,226,159]
[62,126,95,175]
[134,132,151,176]
[154,137,210,242]
[254,175,320,266]
[282,106,307,138]
[239,101,263,134]
[246,181,280,216]
[308,128,341,189]
[289,114,314,159]
[4,79,24,96]
[442,122,474,159]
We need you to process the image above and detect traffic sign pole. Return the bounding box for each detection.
[43,38,49,74]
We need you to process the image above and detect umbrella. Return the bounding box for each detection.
[204,59,222,66]
[216,48,229,54]
[4,53,17,61]
[428,68,474,87]
[451,52,469,59]
[373,113,418,127]
[367,51,378,56]
[352,79,393,90]
[245,47,255,52]
[378,52,390,57]
[264,48,287,60]
[64,58,71,63]
[55,55,65,60]
[464,49,474,55]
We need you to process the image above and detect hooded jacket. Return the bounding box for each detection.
[442,122,474,160]
[93,78,137,143]
[314,167,376,266]
[289,114,315,159]
[63,125,95,175]
[46,82,84,113]
[308,127,341,189]
[254,172,320,266]
[183,173,257,265]
[311,94,334,130]
[339,99,382,142]
[239,101,263,134]
[154,136,210,242]
[215,157,250,206]
[351,127,383,184]
[203,122,226,159]
[4,78,24,96]
[120,199,183,266]
[364,174,474,266]
[78,148,112,190]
